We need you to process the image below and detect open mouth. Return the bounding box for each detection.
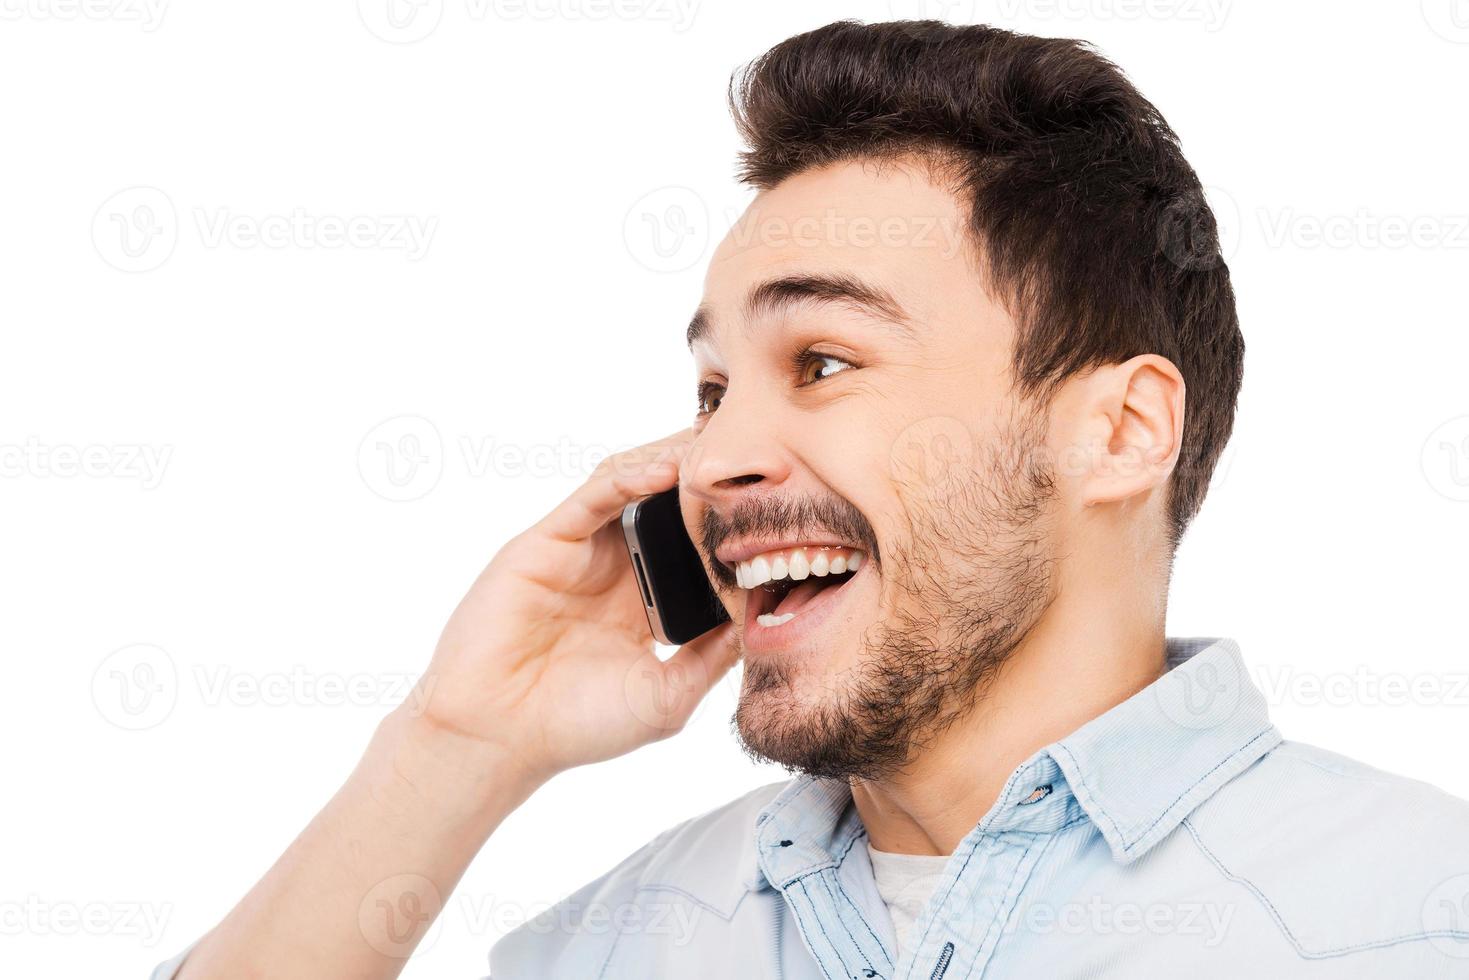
[732,546,865,629]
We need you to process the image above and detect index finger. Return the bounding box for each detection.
[537,429,695,542]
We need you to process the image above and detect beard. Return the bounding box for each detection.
[729,408,1058,782]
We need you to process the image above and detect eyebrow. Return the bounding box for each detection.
[685,272,916,348]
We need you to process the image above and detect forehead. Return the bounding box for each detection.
[697,157,981,343]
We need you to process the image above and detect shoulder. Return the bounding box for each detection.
[1183,738,1469,958]
[1191,738,1469,858]
[488,779,789,977]
[636,778,789,908]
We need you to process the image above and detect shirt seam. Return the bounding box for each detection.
[1271,743,1398,784]
[592,825,695,979]
[632,882,749,921]
[757,776,823,837]
[794,875,843,980]
[831,829,890,957]
[817,870,879,977]
[960,830,1053,980]
[759,778,853,883]
[1182,815,1469,957]
[1054,725,1277,855]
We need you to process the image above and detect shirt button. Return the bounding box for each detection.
[1018,783,1052,806]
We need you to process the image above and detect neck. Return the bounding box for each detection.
[850,577,1168,856]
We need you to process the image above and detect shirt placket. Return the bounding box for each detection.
[760,782,897,979]
[898,829,1049,979]
[780,864,895,980]
[759,763,1076,980]
[894,759,1076,980]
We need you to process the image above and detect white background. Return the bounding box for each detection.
[2,1,1467,976]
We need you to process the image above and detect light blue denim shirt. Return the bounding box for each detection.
[151,637,1469,979]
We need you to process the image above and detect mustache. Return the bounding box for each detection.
[699,493,881,589]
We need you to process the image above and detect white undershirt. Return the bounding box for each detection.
[865,840,953,965]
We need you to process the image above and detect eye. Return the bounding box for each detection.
[794,349,856,386]
[696,380,725,416]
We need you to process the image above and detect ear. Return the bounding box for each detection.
[1080,354,1185,508]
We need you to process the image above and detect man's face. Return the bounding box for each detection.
[682,158,1059,781]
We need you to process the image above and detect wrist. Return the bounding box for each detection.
[361,706,547,839]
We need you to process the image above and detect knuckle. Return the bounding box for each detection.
[591,454,619,479]
[597,448,647,481]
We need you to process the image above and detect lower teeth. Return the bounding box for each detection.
[753,569,858,628]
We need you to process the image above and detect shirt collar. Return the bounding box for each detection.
[748,636,1282,891]
[1048,635,1282,863]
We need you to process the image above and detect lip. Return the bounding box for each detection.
[740,563,869,655]
[715,537,862,569]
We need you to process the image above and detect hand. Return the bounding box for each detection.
[409,428,740,786]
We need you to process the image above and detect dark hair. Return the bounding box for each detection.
[728,20,1242,544]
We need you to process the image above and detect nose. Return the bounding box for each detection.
[680,392,793,511]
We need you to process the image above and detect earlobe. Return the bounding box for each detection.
[1085,355,1185,507]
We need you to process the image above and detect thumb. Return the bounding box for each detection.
[647,621,741,731]
[670,620,742,688]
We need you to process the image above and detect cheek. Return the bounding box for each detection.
[789,415,889,516]
[787,405,944,530]
[818,374,996,491]
[886,414,983,512]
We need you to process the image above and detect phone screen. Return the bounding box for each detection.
[620,486,730,645]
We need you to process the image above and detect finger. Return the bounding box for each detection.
[620,621,739,737]
[538,430,694,542]
[662,620,742,706]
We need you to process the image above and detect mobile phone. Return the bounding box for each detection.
[621,486,730,645]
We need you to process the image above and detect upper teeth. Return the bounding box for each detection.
[734,546,864,590]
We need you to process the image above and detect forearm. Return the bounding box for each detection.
[176,706,543,980]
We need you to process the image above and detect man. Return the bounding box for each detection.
[155,20,1469,980]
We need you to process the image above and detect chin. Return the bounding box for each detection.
[731,651,865,777]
